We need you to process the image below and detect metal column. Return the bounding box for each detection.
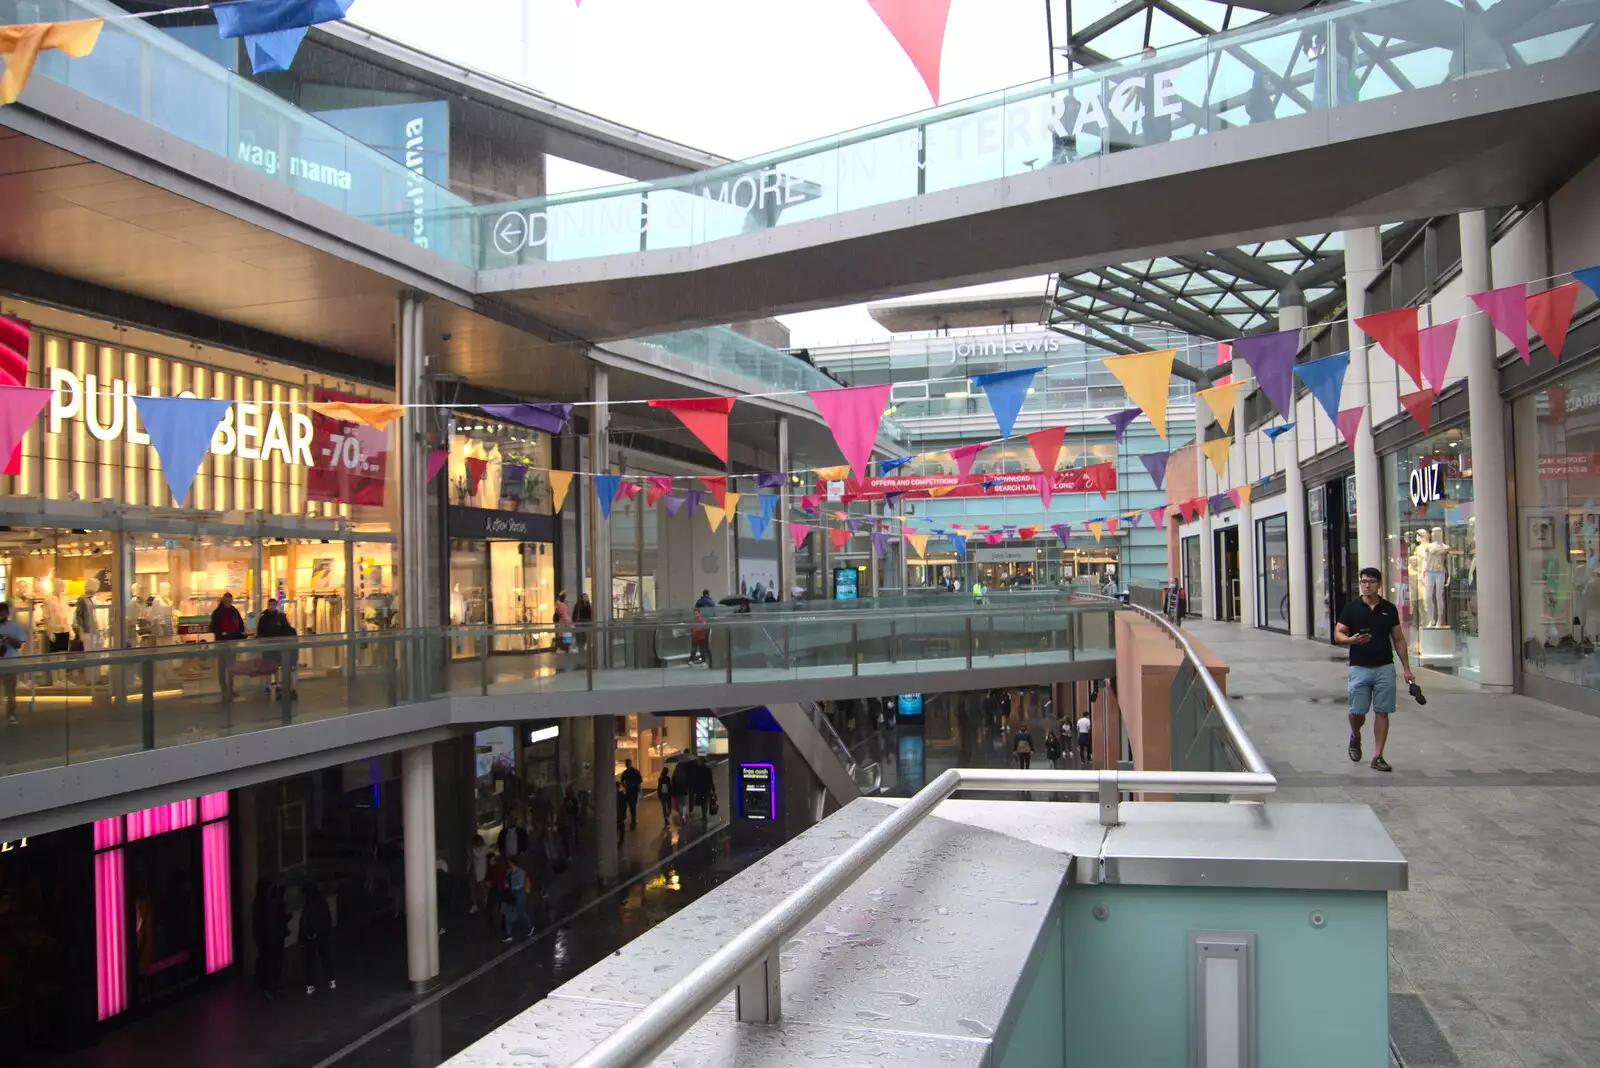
[777,416,794,600]
[1279,297,1310,637]
[402,743,439,990]
[1197,405,1215,617]
[1343,227,1385,572]
[592,714,619,882]
[1233,376,1256,628]
[588,363,611,623]
[398,295,431,631]
[1458,211,1514,692]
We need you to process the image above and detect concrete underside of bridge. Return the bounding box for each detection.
[482,52,1600,340]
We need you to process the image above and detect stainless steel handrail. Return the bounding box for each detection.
[567,766,1275,1068]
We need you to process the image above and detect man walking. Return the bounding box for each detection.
[619,758,643,829]
[0,602,27,724]
[1335,566,1415,773]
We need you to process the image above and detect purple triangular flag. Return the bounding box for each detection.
[754,472,786,489]
[1125,511,1143,529]
[1233,328,1300,418]
[1139,450,1169,490]
[479,402,573,434]
[870,531,889,559]
[663,496,686,516]
[684,489,703,511]
[1106,407,1141,444]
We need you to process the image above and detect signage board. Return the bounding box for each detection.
[1407,463,1446,508]
[447,506,557,542]
[1538,453,1600,478]
[975,547,1034,563]
[832,567,859,600]
[738,762,776,821]
[307,387,389,506]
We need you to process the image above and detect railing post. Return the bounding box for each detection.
[889,620,897,663]
[851,623,859,676]
[480,632,490,696]
[278,646,294,725]
[725,627,734,684]
[1098,775,1121,826]
[141,660,156,750]
[965,617,973,668]
[735,951,782,1023]
[588,625,597,690]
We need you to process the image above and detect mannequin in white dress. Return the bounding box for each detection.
[1421,527,1452,628]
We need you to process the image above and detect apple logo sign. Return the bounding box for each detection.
[700,550,721,575]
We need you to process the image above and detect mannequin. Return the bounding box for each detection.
[41,575,72,653]
[149,581,175,641]
[1406,531,1426,622]
[1394,534,1413,631]
[1582,567,1600,648]
[1421,526,1452,627]
[74,591,104,650]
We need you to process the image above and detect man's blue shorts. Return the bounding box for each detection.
[1348,663,1397,716]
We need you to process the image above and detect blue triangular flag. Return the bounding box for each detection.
[970,366,1042,439]
[746,514,772,541]
[877,456,913,475]
[213,0,353,38]
[134,396,234,506]
[1263,422,1296,442]
[593,474,621,518]
[758,494,778,521]
[1574,265,1600,297]
[1294,351,1350,425]
[244,26,308,73]
[948,534,967,559]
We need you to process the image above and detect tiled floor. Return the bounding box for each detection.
[1188,620,1600,1068]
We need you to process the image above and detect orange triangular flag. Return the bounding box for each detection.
[1,19,103,105]
[548,470,574,512]
[1024,426,1066,473]
[906,533,929,558]
[723,492,740,518]
[1201,436,1232,479]
[703,504,726,532]
[1197,382,1241,433]
[310,400,406,430]
[815,465,850,481]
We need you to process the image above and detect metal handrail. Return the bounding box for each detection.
[566,598,1275,1067]
[567,766,1275,1068]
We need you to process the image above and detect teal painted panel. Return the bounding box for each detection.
[995,890,1067,1068]
[1061,885,1388,1068]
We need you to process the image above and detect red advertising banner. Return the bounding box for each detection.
[1537,453,1600,478]
[826,463,1117,502]
[307,387,389,506]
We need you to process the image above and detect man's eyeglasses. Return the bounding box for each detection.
[1358,577,1380,584]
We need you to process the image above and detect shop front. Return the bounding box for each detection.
[0,313,397,655]
[1307,473,1359,641]
[1211,519,1240,622]
[1382,425,1477,679]
[1512,356,1600,700]
[1255,509,1290,633]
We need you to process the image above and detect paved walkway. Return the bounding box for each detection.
[1188,620,1600,1068]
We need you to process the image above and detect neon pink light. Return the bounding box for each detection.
[125,798,197,841]
[93,816,122,851]
[199,791,229,822]
[95,849,127,1020]
[202,820,233,973]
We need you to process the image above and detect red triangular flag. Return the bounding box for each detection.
[1354,308,1423,388]
[1527,282,1581,360]
[647,396,736,463]
[699,475,727,507]
[1398,388,1436,434]
[1193,496,1208,518]
[866,0,953,102]
[829,527,851,551]
[1024,426,1065,475]
[1106,516,1119,534]
[645,475,674,506]
[1336,406,1365,449]
[464,456,488,493]
[1179,500,1195,524]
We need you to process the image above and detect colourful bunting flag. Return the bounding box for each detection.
[798,494,822,511]
[1209,493,1229,515]
[1151,507,1167,529]
[309,400,404,430]
[1051,524,1070,545]
[1399,387,1436,434]
[647,396,736,462]
[1527,281,1580,360]
[212,0,350,37]
[0,316,27,474]
[878,456,913,476]
[746,514,772,541]
[983,532,1002,546]
[829,527,851,551]
[758,495,778,521]
[724,491,741,518]
[1355,307,1424,387]
[1102,349,1175,439]
[645,475,674,506]
[906,532,929,558]
[1179,499,1196,524]
[480,402,572,434]
[1124,511,1142,529]
[1106,517,1119,535]
[1469,283,1530,364]
[426,448,448,483]
[593,474,622,518]
[949,442,986,481]
[1200,436,1232,480]
[1106,407,1141,444]
[1139,451,1169,489]
[790,522,812,550]
[1574,265,1600,298]
[1336,406,1365,449]
[809,383,893,479]
[1024,426,1065,474]
[703,504,727,532]
[662,496,686,516]
[0,19,104,105]
[1418,320,1459,392]
[244,26,311,74]
[814,465,850,481]
[1262,423,1296,443]
[616,480,640,502]
[1088,521,1104,543]
[1196,382,1240,432]
[464,458,488,493]
[1232,328,1301,418]
[970,366,1042,439]
[866,0,952,102]
[948,533,967,559]
[549,470,574,511]
[0,386,51,479]
[132,395,234,506]
[754,472,786,489]
[1193,496,1208,518]
[1295,351,1350,425]
[1032,472,1054,509]
[870,531,889,558]
[1017,526,1038,540]
[699,475,727,507]
[684,489,704,511]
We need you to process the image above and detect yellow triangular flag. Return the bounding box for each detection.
[703,504,726,532]
[907,533,929,558]
[309,400,407,430]
[928,485,955,498]
[815,465,850,481]
[1201,436,1233,479]
[1196,382,1241,434]
[1102,348,1176,439]
[1236,484,1253,506]
[548,471,574,512]
[0,19,104,105]
[724,491,740,517]
[1089,521,1104,543]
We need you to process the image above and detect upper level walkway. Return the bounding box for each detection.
[0,592,1114,840]
[6,0,1599,346]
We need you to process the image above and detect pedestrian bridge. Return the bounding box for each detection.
[0,592,1117,839]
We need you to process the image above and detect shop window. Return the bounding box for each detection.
[1256,513,1290,631]
[449,417,553,514]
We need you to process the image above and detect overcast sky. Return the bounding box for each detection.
[350,0,1060,347]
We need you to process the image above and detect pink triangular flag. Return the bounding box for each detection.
[809,383,893,479]
[1418,319,1459,392]
[1032,472,1053,509]
[425,448,448,483]
[1151,506,1167,529]
[1226,488,1242,509]
[1470,282,1531,363]
[949,442,986,481]
[1527,281,1581,360]
[984,532,1002,545]
[646,475,674,506]
[1399,387,1436,434]
[1336,406,1365,449]
[790,522,811,550]
[617,480,640,501]
[0,386,52,468]
[866,0,953,102]
[1107,516,1119,534]
[798,494,821,511]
